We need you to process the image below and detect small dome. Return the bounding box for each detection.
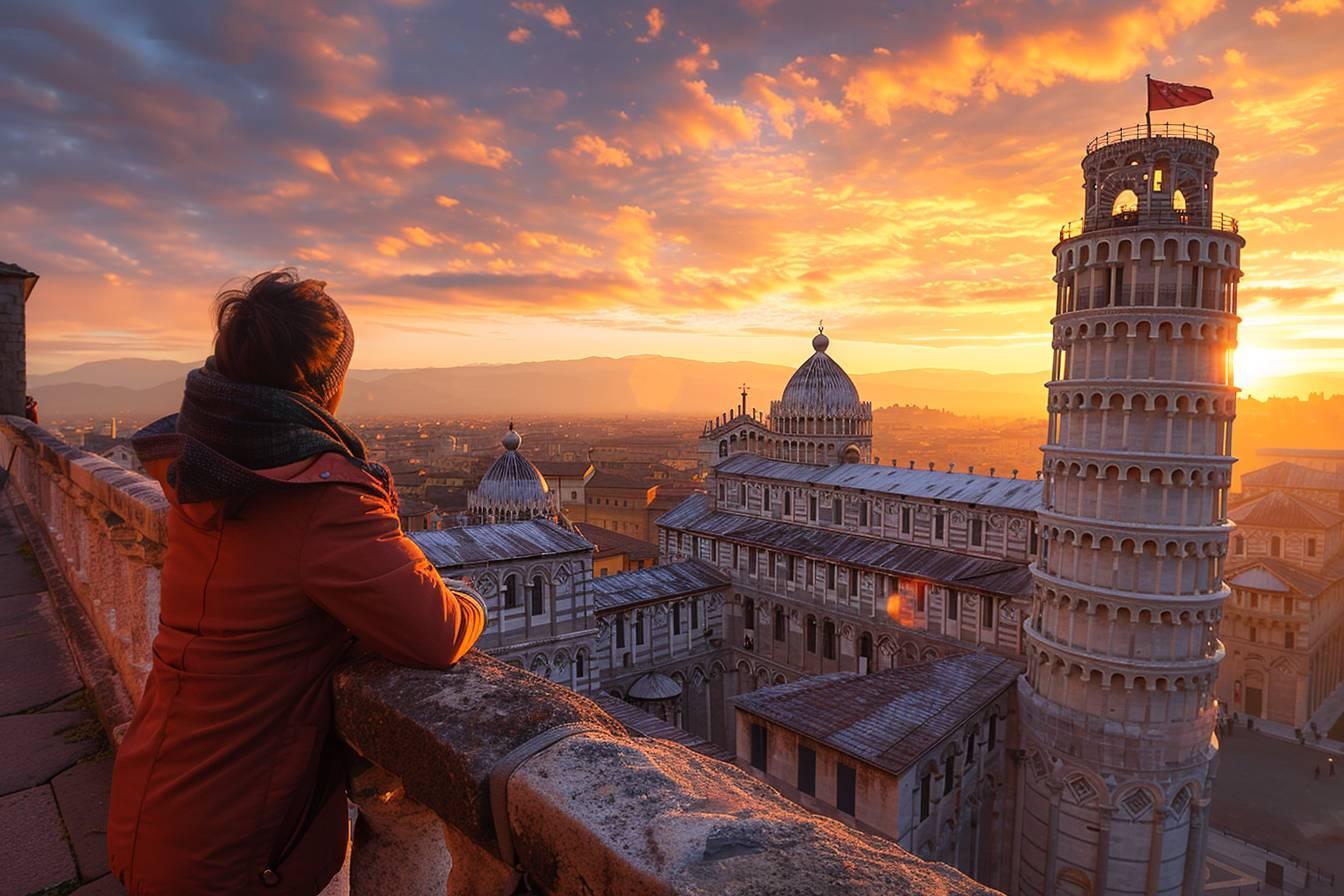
[627,671,682,702]
[778,328,862,414]
[469,424,552,521]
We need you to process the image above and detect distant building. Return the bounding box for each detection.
[1219,462,1344,729]
[575,522,659,576]
[578,470,660,541]
[1256,447,1344,475]
[101,443,143,474]
[533,460,594,515]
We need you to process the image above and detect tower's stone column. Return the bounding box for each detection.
[0,263,38,417]
[1015,126,1242,896]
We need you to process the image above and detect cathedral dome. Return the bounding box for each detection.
[777,327,863,414]
[469,425,554,522]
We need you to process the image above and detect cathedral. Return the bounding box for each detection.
[409,119,1244,896]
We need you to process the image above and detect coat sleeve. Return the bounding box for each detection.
[299,482,487,669]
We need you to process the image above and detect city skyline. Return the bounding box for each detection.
[5,0,1343,388]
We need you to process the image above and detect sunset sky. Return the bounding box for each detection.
[4,0,1342,387]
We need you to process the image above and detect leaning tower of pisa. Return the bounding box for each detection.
[1014,123,1244,896]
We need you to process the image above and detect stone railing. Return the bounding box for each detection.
[0,415,995,896]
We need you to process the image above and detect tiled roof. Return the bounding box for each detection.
[1242,461,1344,493]
[657,494,1033,597]
[574,522,660,559]
[716,453,1042,512]
[0,261,37,278]
[1226,557,1344,598]
[594,696,735,761]
[1229,491,1344,530]
[733,652,1022,776]
[411,519,591,568]
[590,558,730,611]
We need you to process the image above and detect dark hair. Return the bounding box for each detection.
[212,270,349,399]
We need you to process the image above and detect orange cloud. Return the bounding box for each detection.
[843,0,1222,124]
[511,2,580,38]
[568,134,634,167]
[676,40,718,75]
[509,27,533,43]
[436,195,460,208]
[629,80,759,158]
[637,8,665,43]
[292,147,337,178]
[744,73,795,138]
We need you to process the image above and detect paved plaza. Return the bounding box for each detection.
[1209,726,1344,882]
[0,502,123,896]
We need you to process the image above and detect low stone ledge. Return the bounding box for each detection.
[1,415,167,545]
[335,652,996,896]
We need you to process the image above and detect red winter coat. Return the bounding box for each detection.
[108,451,485,896]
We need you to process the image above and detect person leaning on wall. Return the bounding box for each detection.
[107,270,487,895]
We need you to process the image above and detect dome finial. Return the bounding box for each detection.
[502,422,521,452]
[812,319,829,353]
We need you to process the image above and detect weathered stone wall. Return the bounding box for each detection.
[0,414,1000,895]
[0,416,165,727]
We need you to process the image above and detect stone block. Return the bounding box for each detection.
[0,590,82,714]
[0,786,77,896]
[52,756,115,880]
[0,709,102,795]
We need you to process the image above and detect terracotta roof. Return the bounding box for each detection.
[1229,491,1344,530]
[410,519,590,568]
[734,652,1022,776]
[590,558,729,611]
[397,498,436,516]
[1242,461,1344,493]
[574,522,659,559]
[716,453,1041,512]
[657,494,1033,597]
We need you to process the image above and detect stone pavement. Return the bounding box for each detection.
[0,499,124,896]
[1209,726,1344,883]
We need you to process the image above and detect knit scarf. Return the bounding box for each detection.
[133,360,395,507]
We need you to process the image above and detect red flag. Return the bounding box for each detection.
[1148,77,1214,111]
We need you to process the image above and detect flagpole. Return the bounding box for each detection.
[1145,73,1152,137]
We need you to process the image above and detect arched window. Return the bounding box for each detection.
[774,607,786,642]
[530,575,545,615]
[1234,535,1245,555]
[784,491,792,515]
[743,597,755,631]
[576,652,586,677]
[1271,536,1282,558]
[719,440,728,458]
[1112,188,1139,217]
[806,615,817,653]
[504,575,519,609]
[822,620,836,660]
[1173,189,1187,211]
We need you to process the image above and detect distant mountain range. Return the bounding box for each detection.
[25,355,1341,422]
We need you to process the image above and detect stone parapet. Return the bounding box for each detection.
[1,414,998,896]
[0,415,166,709]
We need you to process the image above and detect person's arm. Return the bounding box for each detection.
[299,481,486,669]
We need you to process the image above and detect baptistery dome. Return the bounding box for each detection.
[467,425,558,523]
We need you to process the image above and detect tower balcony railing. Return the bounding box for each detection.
[1059,210,1240,242]
[1086,122,1216,153]
[0,415,995,896]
